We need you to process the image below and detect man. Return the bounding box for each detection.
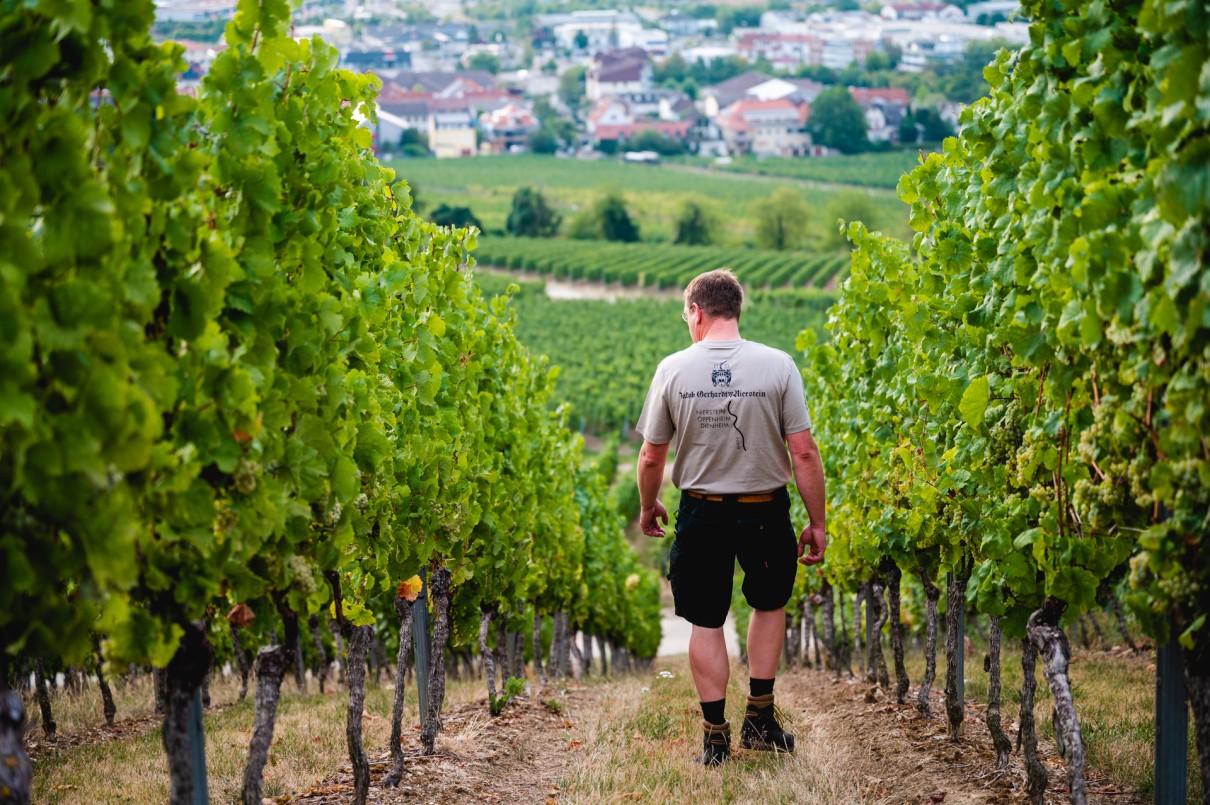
[635,268,826,767]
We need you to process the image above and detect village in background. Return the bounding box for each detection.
[154,0,1026,161]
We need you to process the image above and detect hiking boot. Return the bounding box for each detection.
[700,719,731,766]
[740,693,795,753]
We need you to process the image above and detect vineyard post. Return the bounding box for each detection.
[187,688,209,805]
[1154,621,1187,805]
[413,568,431,724]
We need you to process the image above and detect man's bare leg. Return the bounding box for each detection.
[688,624,729,701]
[747,607,787,679]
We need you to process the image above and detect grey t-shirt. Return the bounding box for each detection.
[635,339,812,494]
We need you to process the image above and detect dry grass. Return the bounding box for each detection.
[560,657,884,804]
[24,633,1203,803]
[30,667,494,804]
[882,629,1201,802]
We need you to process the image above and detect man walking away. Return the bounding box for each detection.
[635,268,826,766]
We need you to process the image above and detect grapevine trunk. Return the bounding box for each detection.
[802,597,815,670]
[532,612,545,686]
[944,570,969,740]
[820,580,837,674]
[886,562,909,703]
[422,566,452,755]
[344,625,373,805]
[984,617,1012,769]
[94,637,116,726]
[239,642,292,805]
[1076,615,1092,649]
[229,623,250,702]
[293,629,306,693]
[1087,611,1108,648]
[309,614,328,694]
[1101,582,1138,652]
[871,579,890,689]
[582,631,593,677]
[1028,599,1087,804]
[480,607,498,703]
[568,621,584,678]
[853,583,865,674]
[153,667,167,716]
[838,587,851,676]
[385,597,415,788]
[330,621,345,688]
[33,659,54,739]
[560,614,573,677]
[495,618,508,686]
[596,634,609,676]
[1018,637,1049,804]
[916,566,940,717]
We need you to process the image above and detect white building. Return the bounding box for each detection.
[619,27,669,56]
[585,49,652,101]
[546,10,645,53]
[880,3,966,21]
[154,0,236,22]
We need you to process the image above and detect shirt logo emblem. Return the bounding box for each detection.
[711,362,732,387]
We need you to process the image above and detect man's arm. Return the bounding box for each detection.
[787,428,826,565]
[637,440,671,537]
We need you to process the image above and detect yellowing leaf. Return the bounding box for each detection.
[397,574,423,602]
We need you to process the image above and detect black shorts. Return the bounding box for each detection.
[666,488,798,629]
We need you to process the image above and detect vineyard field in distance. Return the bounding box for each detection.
[474,273,833,434]
[475,235,850,291]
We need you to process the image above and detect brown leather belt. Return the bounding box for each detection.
[685,490,777,503]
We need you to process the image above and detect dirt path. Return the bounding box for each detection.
[280,662,1142,805]
[282,687,606,805]
[774,671,1141,804]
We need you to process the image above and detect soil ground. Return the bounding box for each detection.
[269,663,1143,805]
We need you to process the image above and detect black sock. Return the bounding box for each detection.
[750,677,774,697]
[701,699,726,725]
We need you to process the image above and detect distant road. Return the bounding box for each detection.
[657,606,741,658]
[659,162,898,194]
[477,266,682,301]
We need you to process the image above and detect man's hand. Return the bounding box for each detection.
[640,501,669,537]
[797,523,826,565]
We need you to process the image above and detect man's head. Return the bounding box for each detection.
[684,268,744,322]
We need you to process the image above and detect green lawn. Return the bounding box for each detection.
[693,150,933,190]
[390,154,910,247]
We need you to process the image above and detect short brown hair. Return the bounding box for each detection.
[685,268,743,321]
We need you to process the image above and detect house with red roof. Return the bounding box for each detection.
[848,87,911,142]
[735,32,825,71]
[479,103,540,154]
[715,97,816,157]
[585,95,698,151]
